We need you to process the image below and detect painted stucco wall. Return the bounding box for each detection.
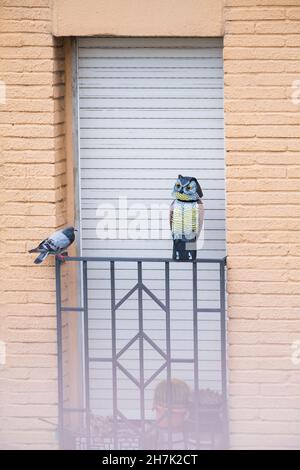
[51,0,224,37]
[1,0,300,450]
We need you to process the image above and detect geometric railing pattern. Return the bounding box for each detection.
[55,256,228,450]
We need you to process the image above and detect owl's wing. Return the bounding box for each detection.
[197,200,205,239]
[169,201,174,231]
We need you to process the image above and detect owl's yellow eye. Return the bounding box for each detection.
[187,185,192,191]
[176,183,181,188]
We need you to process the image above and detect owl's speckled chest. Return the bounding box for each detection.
[171,200,199,240]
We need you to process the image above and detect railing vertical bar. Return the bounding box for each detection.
[165,261,172,449]
[83,260,91,449]
[220,259,229,449]
[55,257,64,449]
[192,260,200,449]
[110,261,118,449]
[137,261,145,446]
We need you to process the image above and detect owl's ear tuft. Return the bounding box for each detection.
[191,177,203,198]
[178,174,182,179]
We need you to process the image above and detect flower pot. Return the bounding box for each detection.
[154,404,188,430]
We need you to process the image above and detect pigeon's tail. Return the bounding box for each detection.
[34,252,49,264]
[28,247,39,253]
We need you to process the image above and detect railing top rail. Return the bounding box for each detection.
[59,256,227,264]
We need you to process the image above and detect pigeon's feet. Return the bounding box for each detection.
[57,252,68,263]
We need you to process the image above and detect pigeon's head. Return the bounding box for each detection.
[63,226,78,241]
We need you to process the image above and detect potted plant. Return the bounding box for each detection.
[188,388,224,444]
[153,379,190,430]
[195,388,223,409]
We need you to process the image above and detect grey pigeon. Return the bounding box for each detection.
[28,226,77,264]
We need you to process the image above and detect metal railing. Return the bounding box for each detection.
[56,256,228,450]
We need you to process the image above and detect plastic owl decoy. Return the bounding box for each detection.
[170,175,204,261]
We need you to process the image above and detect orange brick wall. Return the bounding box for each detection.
[1,0,300,451]
[0,0,67,449]
[224,0,300,449]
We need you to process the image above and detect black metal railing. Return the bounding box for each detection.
[55,256,228,450]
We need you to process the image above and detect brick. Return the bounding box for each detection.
[0,20,50,34]
[0,33,53,47]
[1,7,50,21]
[4,430,56,445]
[1,1,49,6]
[229,319,300,333]
[3,176,56,190]
[7,355,57,369]
[225,20,255,34]
[7,391,58,405]
[286,8,300,20]
[2,150,57,164]
[226,0,258,5]
[260,409,300,422]
[225,47,300,61]
[225,7,286,21]
[2,202,56,216]
[7,316,56,329]
[227,165,286,178]
[287,167,300,178]
[227,205,300,218]
[224,86,287,100]
[19,444,57,450]
[229,370,290,384]
[230,344,292,358]
[230,331,300,346]
[286,35,300,47]
[229,101,297,115]
[230,383,260,396]
[230,396,300,410]
[227,244,290,257]
[230,433,300,449]
[231,420,300,435]
[261,384,300,397]
[226,0,300,5]
[228,307,259,319]
[224,59,286,74]
[290,372,300,384]
[230,409,259,421]
[8,343,57,355]
[224,34,286,48]
[256,0,300,4]
[228,280,300,296]
[228,256,300,270]
[227,192,300,205]
[231,357,296,371]
[228,268,288,281]
[255,21,300,35]
[229,153,300,166]
[0,416,56,430]
[4,403,57,417]
[229,293,300,308]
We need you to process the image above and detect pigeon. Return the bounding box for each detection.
[28,226,77,264]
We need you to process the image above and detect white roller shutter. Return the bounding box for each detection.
[76,37,225,418]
